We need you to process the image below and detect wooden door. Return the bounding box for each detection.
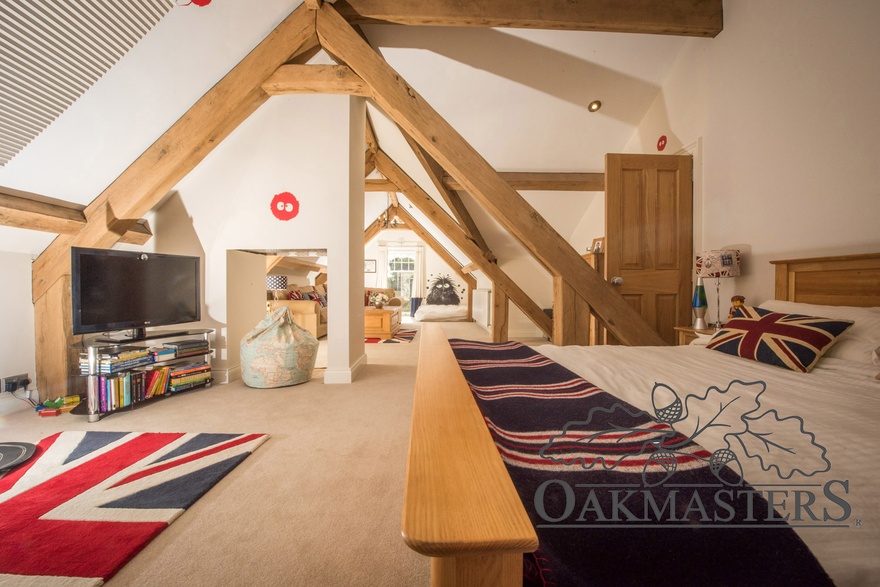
[605,153,693,345]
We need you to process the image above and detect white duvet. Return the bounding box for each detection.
[536,342,880,586]
[413,303,468,322]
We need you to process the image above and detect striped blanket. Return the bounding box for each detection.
[450,339,831,587]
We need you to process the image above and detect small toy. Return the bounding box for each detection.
[729,295,746,320]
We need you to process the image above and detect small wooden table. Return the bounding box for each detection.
[364,306,402,340]
[673,325,717,346]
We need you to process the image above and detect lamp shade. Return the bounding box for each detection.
[696,250,741,278]
[266,275,288,290]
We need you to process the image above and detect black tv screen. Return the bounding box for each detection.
[71,247,201,337]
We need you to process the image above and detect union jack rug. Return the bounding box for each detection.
[0,431,268,586]
[365,329,417,344]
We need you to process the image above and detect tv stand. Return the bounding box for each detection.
[74,329,214,422]
[94,328,212,344]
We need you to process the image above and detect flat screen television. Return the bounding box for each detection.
[71,246,201,339]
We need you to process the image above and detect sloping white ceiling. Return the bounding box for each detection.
[0,0,688,257]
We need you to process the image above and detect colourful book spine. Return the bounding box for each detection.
[99,376,107,412]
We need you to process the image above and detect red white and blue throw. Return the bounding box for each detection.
[0,431,267,586]
[449,339,831,587]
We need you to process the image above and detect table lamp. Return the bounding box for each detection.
[692,274,708,330]
[696,250,741,328]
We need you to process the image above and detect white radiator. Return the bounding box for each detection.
[473,289,492,329]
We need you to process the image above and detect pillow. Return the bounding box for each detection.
[706,306,854,372]
[289,289,304,301]
[760,300,880,364]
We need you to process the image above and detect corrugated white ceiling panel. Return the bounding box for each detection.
[0,0,174,166]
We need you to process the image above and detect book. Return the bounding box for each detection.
[170,371,212,386]
[168,376,212,392]
[169,361,211,376]
[94,345,142,358]
[144,365,171,398]
[163,339,209,350]
[79,354,155,375]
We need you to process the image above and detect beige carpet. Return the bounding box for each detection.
[0,322,524,586]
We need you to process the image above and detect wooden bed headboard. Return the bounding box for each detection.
[771,252,880,307]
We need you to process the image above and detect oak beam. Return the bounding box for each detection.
[365,179,399,192]
[444,172,605,192]
[399,130,495,263]
[552,277,592,346]
[364,109,379,176]
[492,288,509,343]
[461,263,478,274]
[375,149,551,338]
[334,0,723,37]
[262,64,370,96]
[0,188,85,234]
[117,219,153,245]
[269,255,327,274]
[0,187,154,245]
[364,150,376,177]
[363,205,390,244]
[317,5,660,346]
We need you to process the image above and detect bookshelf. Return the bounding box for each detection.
[73,329,213,422]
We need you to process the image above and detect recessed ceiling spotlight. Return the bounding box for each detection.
[588,100,602,112]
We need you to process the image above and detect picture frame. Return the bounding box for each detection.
[591,237,605,254]
[364,259,377,273]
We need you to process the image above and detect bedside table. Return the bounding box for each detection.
[674,326,717,346]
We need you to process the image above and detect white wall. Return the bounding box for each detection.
[158,94,364,382]
[333,95,368,384]
[0,252,36,416]
[225,250,268,382]
[626,0,880,318]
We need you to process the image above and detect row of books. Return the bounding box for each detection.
[80,339,210,375]
[169,361,212,392]
[89,371,146,413]
[164,339,211,359]
[87,362,212,414]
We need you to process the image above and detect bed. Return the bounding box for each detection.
[413,303,469,322]
[402,253,880,586]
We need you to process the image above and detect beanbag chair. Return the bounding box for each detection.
[241,307,319,388]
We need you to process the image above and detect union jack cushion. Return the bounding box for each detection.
[706,306,854,372]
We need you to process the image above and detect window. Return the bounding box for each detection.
[387,251,415,308]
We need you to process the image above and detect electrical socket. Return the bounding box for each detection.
[3,374,29,393]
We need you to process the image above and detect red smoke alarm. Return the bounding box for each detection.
[657,135,668,151]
